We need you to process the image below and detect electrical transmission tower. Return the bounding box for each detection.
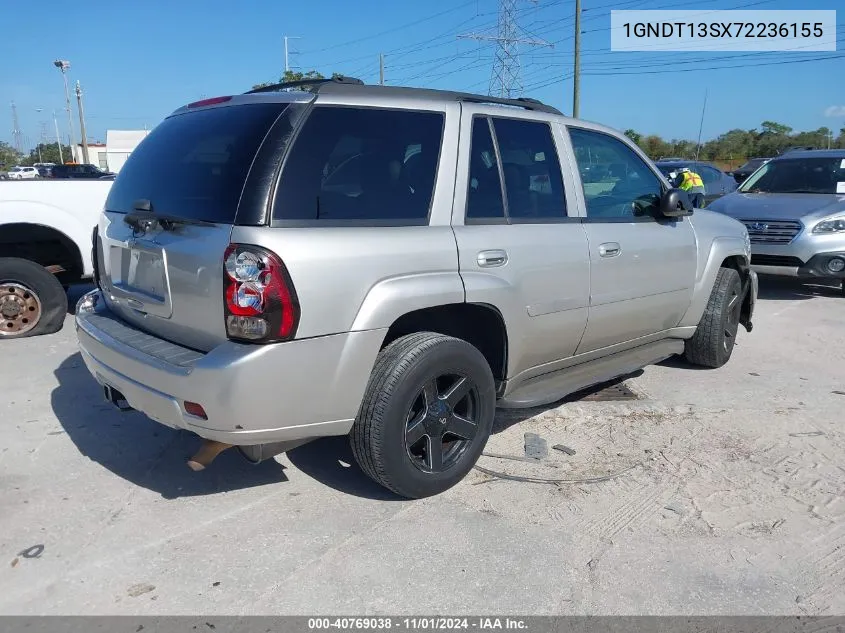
[458,0,552,98]
[11,101,23,154]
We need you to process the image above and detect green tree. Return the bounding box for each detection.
[760,121,793,136]
[21,143,72,166]
[252,69,344,91]
[623,129,642,145]
[640,134,671,159]
[668,139,697,158]
[0,141,22,168]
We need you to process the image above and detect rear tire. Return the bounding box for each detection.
[684,267,743,368]
[350,332,496,499]
[0,258,68,339]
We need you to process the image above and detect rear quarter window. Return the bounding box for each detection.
[104,103,288,223]
[272,106,445,224]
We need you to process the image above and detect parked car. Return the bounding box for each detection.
[731,157,770,184]
[74,78,756,499]
[49,163,114,179]
[7,166,40,180]
[0,180,113,338]
[655,160,738,206]
[708,149,845,293]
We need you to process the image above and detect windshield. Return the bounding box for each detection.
[739,157,845,195]
[739,158,766,171]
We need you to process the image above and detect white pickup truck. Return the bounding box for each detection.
[1,181,112,338]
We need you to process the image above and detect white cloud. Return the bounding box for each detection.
[825,105,845,117]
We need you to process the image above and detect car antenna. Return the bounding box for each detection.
[694,89,708,162]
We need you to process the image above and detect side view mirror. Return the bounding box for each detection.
[659,188,694,218]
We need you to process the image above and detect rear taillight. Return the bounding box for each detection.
[223,244,300,343]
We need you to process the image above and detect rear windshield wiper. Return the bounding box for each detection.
[124,200,215,231]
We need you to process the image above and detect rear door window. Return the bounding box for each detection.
[105,103,288,223]
[273,106,445,224]
[466,117,506,221]
[490,117,568,220]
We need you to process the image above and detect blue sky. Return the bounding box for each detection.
[1,0,843,150]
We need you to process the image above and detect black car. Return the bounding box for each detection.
[49,163,114,179]
[731,157,769,184]
[655,160,738,206]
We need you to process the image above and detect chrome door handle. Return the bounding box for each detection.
[477,249,508,267]
[598,242,621,258]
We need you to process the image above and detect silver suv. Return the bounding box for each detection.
[707,149,845,292]
[75,77,757,498]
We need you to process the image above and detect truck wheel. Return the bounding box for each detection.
[350,332,496,499]
[684,267,743,368]
[0,258,68,339]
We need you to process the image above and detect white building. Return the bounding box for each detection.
[72,129,150,172]
[72,142,108,170]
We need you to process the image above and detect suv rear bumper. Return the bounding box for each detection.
[75,290,384,445]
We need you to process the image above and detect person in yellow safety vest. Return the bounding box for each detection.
[671,167,706,207]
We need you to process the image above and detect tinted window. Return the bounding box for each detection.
[698,165,721,184]
[491,118,567,220]
[466,118,505,220]
[739,157,845,195]
[105,103,287,223]
[274,106,444,222]
[568,127,663,219]
[740,158,766,171]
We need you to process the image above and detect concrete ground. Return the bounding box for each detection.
[1,279,844,615]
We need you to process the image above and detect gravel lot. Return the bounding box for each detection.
[1,279,844,615]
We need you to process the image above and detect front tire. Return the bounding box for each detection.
[350,332,496,499]
[0,258,68,339]
[684,267,743,368]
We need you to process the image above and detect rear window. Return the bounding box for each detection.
[105,103,287,223]
[273,106,445,224]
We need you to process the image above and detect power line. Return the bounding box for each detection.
[301,0,478,54]
[458,0,553,97]
[522,51,844,91]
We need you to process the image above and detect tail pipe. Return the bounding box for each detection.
[186,438,315,471]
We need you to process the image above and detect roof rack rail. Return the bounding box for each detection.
[244,75,364,95]
[454,93,561,115]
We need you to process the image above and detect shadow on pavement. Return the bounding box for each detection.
[51,352,288,499]
[286,437,404,501]
[757,276,842,301]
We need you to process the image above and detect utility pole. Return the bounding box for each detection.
[379,53,385,85]
[284,36,301,74]
[573,0,581,118]
[458,0,553,99]
[75,81,90,164]
[34,110,46,162]
[10,101,23,155]
[52,110,64,164]
[53,60,77,160]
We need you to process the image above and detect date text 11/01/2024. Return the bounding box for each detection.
[307,618,528,630]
